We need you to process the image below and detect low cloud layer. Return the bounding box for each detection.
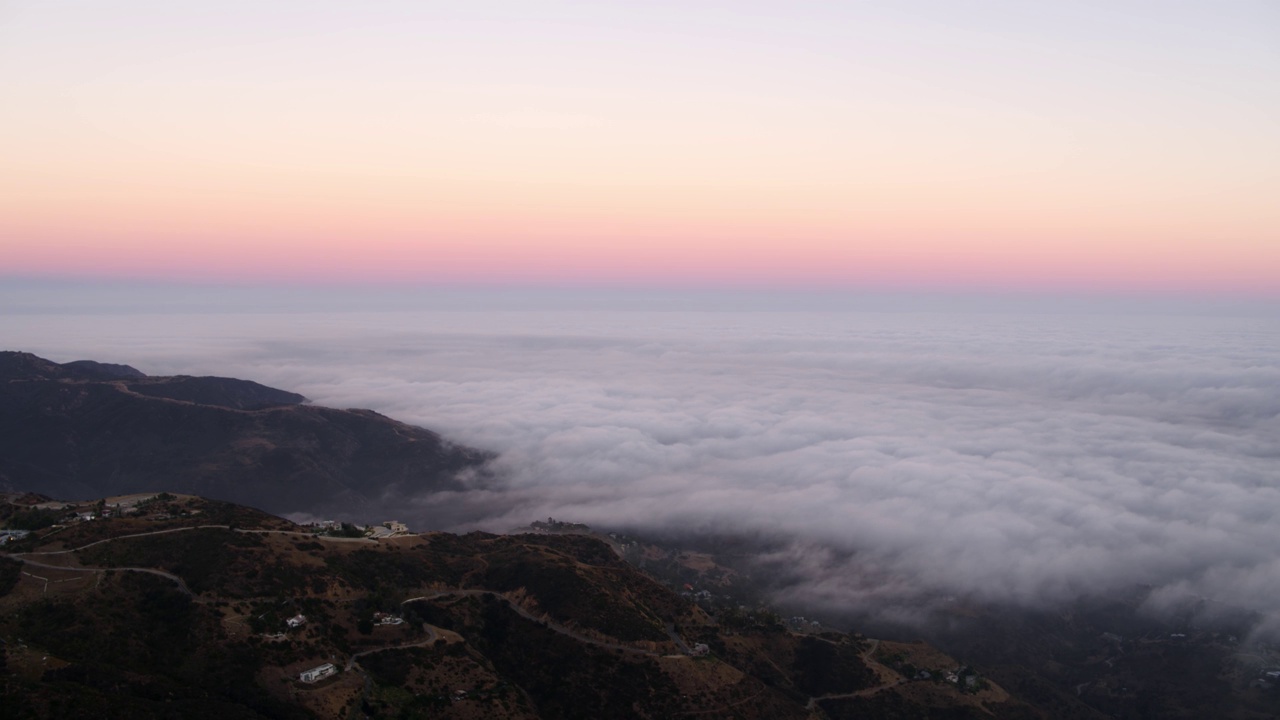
[6,305,1280,626]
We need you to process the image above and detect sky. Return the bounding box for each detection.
[5,308,1280,633]
[2,1,1279,294]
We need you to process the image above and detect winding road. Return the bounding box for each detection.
[14,524,373,558]
[10,555,195,595]
[4,519,907,716]
[402,590,668,657]
[345,625,439,671]
[6,520,700,696]
[803,637,908,709]
[3,524,372,597]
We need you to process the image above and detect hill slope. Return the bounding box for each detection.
[0,351,491,518]
[0,494,1044,719]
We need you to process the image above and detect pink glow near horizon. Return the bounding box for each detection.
[8,227,1275,295]
[2,2,1278,295]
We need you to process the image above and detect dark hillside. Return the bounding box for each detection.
[126,375,305,409]
[0,351,491,518]
[1,495,973,719]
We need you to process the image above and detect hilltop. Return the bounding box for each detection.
[0,492,1045,719]
[0,351,491,518]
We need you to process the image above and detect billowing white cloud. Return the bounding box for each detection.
[5,304,1280,627]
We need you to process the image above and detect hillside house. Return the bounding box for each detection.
[287,614,307,628]
[383,520,408,533]
[299,663,336,683]
[691,643,710,657]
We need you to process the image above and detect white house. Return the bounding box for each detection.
[383,520,408,534]
[287,614,307,628]
[299,663,336,683]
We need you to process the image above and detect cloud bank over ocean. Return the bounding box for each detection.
[5,302,1279,626]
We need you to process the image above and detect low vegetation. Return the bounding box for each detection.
[1,494,1047,719]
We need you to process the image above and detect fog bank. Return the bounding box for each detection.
[4,302,1279,627]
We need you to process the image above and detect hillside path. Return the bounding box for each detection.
[403,590,664,657]
[9,525,676,659]
[10,524,373,558]
[804,638,909,709]
[345,625,440,671]
[9,555,194,596]
[3,524,374,596]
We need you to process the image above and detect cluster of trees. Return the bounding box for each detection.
[2,507,64,531]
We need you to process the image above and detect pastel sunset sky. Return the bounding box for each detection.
[3,1,1278,293]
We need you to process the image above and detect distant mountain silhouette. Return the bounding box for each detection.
[60,359,148,381]
[0,351,492,517]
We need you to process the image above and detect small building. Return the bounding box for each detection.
[299,663,336,683]
[383,520,408,534]
[690,643,710,657]
[287,614,307,628]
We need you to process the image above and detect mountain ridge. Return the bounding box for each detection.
[0,351,491,519]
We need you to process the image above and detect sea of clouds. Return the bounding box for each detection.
[4,298,1279,629]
